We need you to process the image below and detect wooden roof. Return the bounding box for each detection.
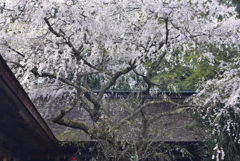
[0,55,59,158]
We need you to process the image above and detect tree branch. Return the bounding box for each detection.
[44,17,82,61]
[52,96,114,143]
[131,18,169,95]
[44,17,112,75]
[6,61,25,68]
[109,100,179,133]
[133,70,159,86]
[139,110,148,139]
[31,69,78,88]
[32,70,96,107]
[44,17,63,37]
[146,18,169,77]
[54,118,114,144]
[55,118,90,132]
[80,56,112,76]
[7,45,25,57]
[146,107,187,126]
[97,63,136,100]
[52,97,78,123]
[75,73,101,122]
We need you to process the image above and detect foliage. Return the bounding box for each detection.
[152,44,239,91]
[0,0,240,160]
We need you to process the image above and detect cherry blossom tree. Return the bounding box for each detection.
[187,57,240,161]
[0,0,240,160]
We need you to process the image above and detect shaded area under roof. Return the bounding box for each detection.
[0,55,59,158]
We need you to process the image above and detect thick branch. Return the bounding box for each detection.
[133,70,159,91]
[54,118,90,133]
[54,116,114,144]
[52,97,78,123]
[79,95,93,114]
[83,92,101,122]
[76,74,101,122]
[52,96,114,143]
[56,118,114,144]
[97,63,136,100]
